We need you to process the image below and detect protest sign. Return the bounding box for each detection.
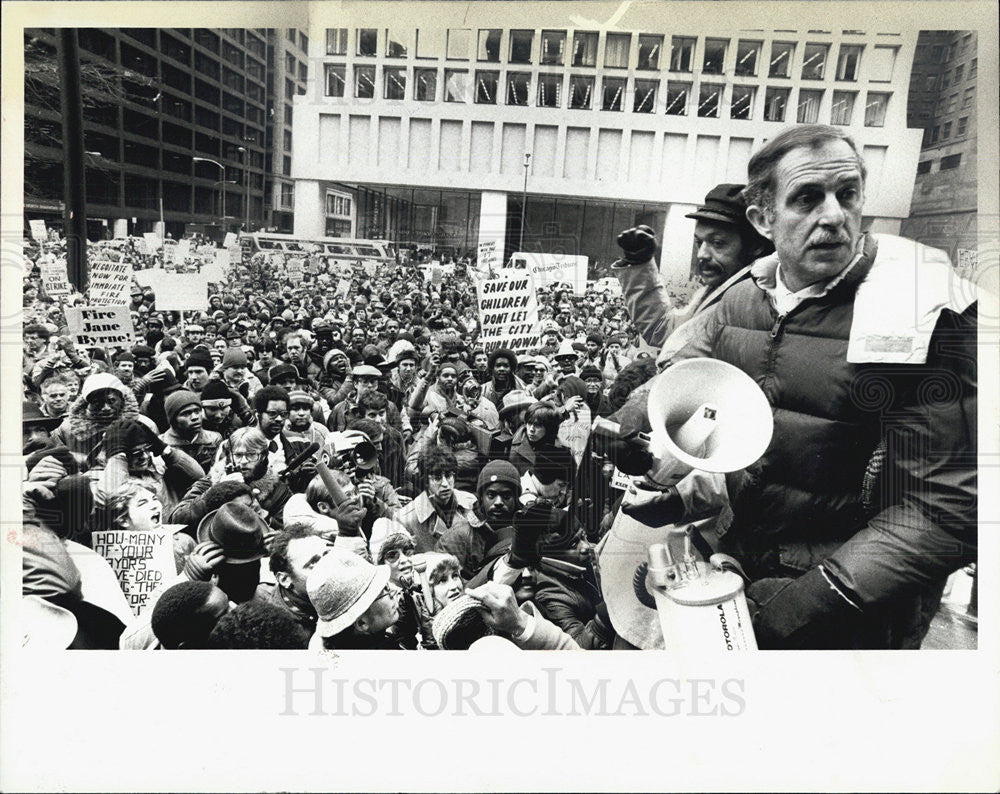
[29,219,47,242]
[363,260,379,278]
[431,266,443,286]
[65,305,134,348]
[113,219,128,239]
[201,261,225,283]
[223,232,238,248]
[477,240,500,274]
[91,529,176,616]
[174,239,191,262]
[475,273,540,354]
[557,403,592,468]
[39,258,71,298]
[88,257,134,305]
[288,258,304,283]
[610,467,638,491]
[143,232,161,254]
[337,278,352,298]
[154,274,209,311]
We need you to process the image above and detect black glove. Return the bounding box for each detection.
[616,225,658,265]
[620,481,684,527]
[128,419,167,456]
[509,501,552,569]
[592,601,613,642]
[607,437,654,478]
[102,418,139,458]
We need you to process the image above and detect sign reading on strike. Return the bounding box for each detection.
[91,529,175,616]
[475,274,540,354]
[65,305,135,348]
[39,259,71,298]
[88,258,134,305]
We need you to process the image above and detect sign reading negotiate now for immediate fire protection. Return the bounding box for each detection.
[88,258,134,305]
[475,273,540,354]
[65,305,135,348]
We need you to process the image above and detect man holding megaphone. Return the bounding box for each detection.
[605,125,977,650]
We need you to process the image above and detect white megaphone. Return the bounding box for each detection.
[640,358,774,486]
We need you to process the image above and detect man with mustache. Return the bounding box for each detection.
[614,125,977,650]
[614,183,772,362]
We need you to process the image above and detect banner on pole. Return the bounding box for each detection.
[475,273,540,354]
[39,258,71,298]
[223,232,238,248]
[91,529,176,616]
[477,240,500,274]
[65,305,135,348]
[29,219,47,242]
[153,274,209,311]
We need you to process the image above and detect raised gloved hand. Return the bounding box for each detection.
[616,225,658,265]
[182,540,226,581]
[130,419,167,457]
[329,500,367,537]
[102,418,141,458]
[509,501,553,569]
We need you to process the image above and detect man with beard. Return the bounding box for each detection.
[396,446,478,554]
[252,384,296,472]
[614,183,772,362]
[23,323,51,375]
[327,364,383,432]
[471,347,490,384]
[159,390,222,473]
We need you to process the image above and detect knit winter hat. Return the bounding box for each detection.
[165,390,201,424]
[185,347,213,372]
[200,380,232,404]
[287,389,313,406]
[221,347,248,369]
[579,363,603,381]
[476,460,522,495]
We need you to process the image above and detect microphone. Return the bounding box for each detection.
[279,441,320,480]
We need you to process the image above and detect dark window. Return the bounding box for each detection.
[703,39,727,75]
[940,153,961,170]
[916,160,932,174]
[475,70,498,104]
[506,71,530,105]
[602,76,626,111]
[509,30,533,63]
[384,67,406,100]
[478,29,501,62]
[355,65,375,98]
[670,36,695,72]
[665,82,689,115]
[633,79,657,112]
[568,75,594,109]
[357,28,377,57]
[414,68,437,101]
[637,34,663,70]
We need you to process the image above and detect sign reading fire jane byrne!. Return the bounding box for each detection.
[64,305,135,348]
[475,273,540,354]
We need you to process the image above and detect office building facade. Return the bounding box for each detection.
[292,4,923,278]
[24,27,305,239]
[901,30,978,275]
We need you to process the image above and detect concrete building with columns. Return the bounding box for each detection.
[291,3,923,281]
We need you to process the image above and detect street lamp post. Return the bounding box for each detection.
[192,156,226,230]
[519,152,531,252]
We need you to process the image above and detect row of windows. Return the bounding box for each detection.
[286,28,309,53]
[923,116,971,145]
[325,28,897,81]
[915,33,974,64]
[323,64,892,125]
[916,153,963,174]
[285,52,309,81]
[326,192,352,216]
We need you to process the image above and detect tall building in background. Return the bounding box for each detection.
[901,30,978,274]
[23,27,305,239]
[292,4,924,279]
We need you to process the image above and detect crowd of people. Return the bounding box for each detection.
[20,125,978,652]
